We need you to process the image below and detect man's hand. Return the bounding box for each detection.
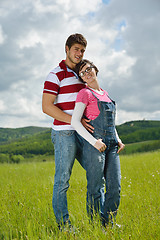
[81,118,94,133]
[117,142,125,154]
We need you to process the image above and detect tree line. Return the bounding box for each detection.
[0,120,160,163]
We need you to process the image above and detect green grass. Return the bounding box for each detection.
[0,151,160,239]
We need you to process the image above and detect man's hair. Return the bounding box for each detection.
[65,33,87,50]
[75,59,99,83]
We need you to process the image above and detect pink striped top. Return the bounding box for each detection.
[76,87,112,120]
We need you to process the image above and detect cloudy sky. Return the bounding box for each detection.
[0,0,160,128]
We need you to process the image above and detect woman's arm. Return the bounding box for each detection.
[115,128,122,143]
[71,102,97,145]
[115,128,125,153]
[71,102,106,152]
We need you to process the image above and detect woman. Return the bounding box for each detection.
[71,59,125,227]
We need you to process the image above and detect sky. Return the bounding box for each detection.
[0,0,160,128]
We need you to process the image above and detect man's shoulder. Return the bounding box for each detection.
[50,65,63,75]
[47,65,66,83]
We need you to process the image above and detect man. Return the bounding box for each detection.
[42,33,93,229]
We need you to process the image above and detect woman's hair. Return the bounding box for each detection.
[65,33,87,51]
[75,59,99,82]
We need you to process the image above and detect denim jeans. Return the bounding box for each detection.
[83,138,121,223]
[83,89,121,225]
[102,142,121,224]
[51,129,83,224]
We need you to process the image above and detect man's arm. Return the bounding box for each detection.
[42,93,72,124]
[42,92,94,132]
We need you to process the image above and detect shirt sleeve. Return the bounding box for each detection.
[115,128,122,143]
[43,72,60,95]
[71,102,97,146]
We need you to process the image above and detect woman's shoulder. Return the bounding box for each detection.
[101,89,109,95]
[78,87,92,96]
[100,88,107,92]
[76,87,92,104]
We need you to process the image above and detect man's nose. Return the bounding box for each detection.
[78,50,83,56]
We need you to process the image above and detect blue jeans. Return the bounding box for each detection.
[83,138,121,224]
[51,129,83,224]
[81,89,121,225]
[102,142,121,224]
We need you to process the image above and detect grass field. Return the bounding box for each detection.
[0,151,160,239]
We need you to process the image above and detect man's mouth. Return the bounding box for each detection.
[75,56,81,60]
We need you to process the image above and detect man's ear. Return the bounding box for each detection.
[65,45,69,53]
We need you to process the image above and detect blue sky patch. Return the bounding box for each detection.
[102,0,111,5]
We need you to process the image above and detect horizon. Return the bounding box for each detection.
[1,119,160,129]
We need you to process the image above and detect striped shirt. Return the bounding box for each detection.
[43,60,85,130]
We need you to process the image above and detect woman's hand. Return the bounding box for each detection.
[94,139,107,152]
[117,142,125,153]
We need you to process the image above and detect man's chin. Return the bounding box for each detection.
[75,59,82,64]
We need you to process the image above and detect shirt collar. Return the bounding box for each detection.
[59,60,78,79]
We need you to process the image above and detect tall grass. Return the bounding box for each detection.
[0,151,160,239]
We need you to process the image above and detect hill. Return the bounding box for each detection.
[116,120,160,143]
[0,128,53,162]
[0,120,160,163]
[0,126,49,144]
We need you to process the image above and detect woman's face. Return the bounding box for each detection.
[79,63,97,84]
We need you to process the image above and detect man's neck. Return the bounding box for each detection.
[65,59,76,70]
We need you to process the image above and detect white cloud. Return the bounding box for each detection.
[18,30,45,49]
[0,25,7,44]
[33,0,59,14]
[56,0,101,16]
[0,0,160,128]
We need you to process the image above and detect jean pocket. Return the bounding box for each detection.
[59,130,75,137]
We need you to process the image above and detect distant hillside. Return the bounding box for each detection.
[0,129,53,163]
[1,120,160,145]
[116,120,160,144]
[0,126,49,144]
[0,120,160,163]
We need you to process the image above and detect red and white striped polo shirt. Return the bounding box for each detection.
[43,60,85,130]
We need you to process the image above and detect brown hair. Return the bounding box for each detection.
[75,59,99,82]
[65,33,87,51]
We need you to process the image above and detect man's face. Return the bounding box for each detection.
[66,43,86,67]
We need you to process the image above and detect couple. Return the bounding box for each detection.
[42,33,125,230]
